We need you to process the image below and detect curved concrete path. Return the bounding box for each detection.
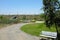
[0,23,39,40]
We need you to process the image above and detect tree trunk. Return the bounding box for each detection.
[55,25,60,40]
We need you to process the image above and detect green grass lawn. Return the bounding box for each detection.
[21,23,56,36]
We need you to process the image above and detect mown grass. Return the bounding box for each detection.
[21,23,56,36]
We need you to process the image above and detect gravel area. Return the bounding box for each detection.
[0,23,39,40]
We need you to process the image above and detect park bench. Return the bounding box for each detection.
[40,31,57,40]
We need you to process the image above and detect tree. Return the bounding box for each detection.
[43,0,60,40]
[22,15,26,20]
[40,13,45,20]
[0,16,3,23]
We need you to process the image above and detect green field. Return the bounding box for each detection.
[21,23,56,36]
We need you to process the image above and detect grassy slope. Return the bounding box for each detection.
[21,23,56,36]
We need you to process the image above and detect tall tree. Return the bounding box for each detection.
[43,0,60,40]
[0,16,3,23]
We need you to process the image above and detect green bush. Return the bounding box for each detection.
[31,20,36,22]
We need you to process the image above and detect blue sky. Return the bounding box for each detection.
[0,0,43,15]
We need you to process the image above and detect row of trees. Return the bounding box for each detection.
[0,16,20,24]
[0,15,40,24]
[43,0,60,40]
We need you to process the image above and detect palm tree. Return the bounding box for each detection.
[43,0,60,40]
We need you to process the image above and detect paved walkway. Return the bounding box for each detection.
[0,23,39,40]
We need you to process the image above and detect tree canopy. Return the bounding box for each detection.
[43,0,60,40]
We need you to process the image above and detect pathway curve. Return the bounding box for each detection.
[0,23,39,40]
